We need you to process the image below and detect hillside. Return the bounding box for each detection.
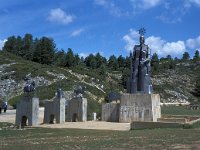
[0,51,127,117]
[0,51,200,113]
[152,62,200,104]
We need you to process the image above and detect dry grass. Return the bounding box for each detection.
[0,123,200,150]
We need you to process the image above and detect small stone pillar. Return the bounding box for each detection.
[15,96,39,126]
[44,89,66,124]
[66,97,87,122]
[92,112,97,121]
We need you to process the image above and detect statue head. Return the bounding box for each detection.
[138,28,146,45]
[140,35,145,45]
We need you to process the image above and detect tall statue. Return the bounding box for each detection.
[127,28,153,94]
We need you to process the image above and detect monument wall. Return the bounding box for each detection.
[119,93,161,123]
[101,103,120,122]
[43,97,65,124]
[66,97,87,122]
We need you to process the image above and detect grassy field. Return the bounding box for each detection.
[0,123,200,150]
[0,106,200,149]
[161,105,200,116]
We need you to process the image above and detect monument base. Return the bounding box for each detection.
[44,97,65,124]
[15,96,39,126]
[101,103,120,122]
[119,93,161,123]
[66,97,87,122]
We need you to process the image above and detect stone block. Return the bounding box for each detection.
[101,103,120,122]
[66,97,87,122]
[15,96,39,126]
[43,97,65,124]
[119,93,161,123]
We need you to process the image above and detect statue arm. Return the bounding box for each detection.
[140,47,151,64]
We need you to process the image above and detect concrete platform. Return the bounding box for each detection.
[40,121,131,131]
[0,108,130,131]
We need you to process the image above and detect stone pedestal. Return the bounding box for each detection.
[66,97,87,122]
[15,96,39,126]
[119,93,161,123]
[102,103,120,122]
[43,97,65,124]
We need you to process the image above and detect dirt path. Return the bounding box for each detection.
[0,108,130,131]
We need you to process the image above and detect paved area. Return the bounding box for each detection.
[0,108,131,131]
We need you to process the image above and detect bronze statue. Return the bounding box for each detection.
[127,28,153,94]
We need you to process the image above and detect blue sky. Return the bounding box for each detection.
[0,0,200,58]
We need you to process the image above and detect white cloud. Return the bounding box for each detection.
[156,0,200,24]
[79,52,89,58]
[79,51,104,58]
[94,0,123,17]
[145,36,165,55]
[0,39,7,50]
[146,38,186,57]
[122,29,139,51]
[47,8,74,25]
[186,36,200,49]
[189,0,200,6]
[156,1,190,24]
[71,28,85,37]
[123,29,186,57]
[162,41,186,56]
[130,0,162,10]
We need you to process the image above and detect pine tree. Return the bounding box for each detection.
[23,34,34,60]
[65,48,75,67]
[54,49,66,66]
[182,52,190,61]
[95,52,103,68]
[33,37,55,64]
[108,55,118,70]
[74,54,80,66]
[3,36,17,53]
[117,55,125,69]
[193,50,200,62]
[85,54,97,69]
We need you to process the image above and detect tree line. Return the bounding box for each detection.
[2,34,132,71]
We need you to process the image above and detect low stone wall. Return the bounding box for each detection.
[131,121,183,129]
[132,116,200,129]
[187,105,200,110]
[158,118,187,123]
[101,103,120,122]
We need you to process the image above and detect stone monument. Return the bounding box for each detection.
[15,80,39,126]
[65,86,87,122]
[101,28,161,123]
[43,89,66,124]
[119,28,161,123]
[101,91,121,122]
